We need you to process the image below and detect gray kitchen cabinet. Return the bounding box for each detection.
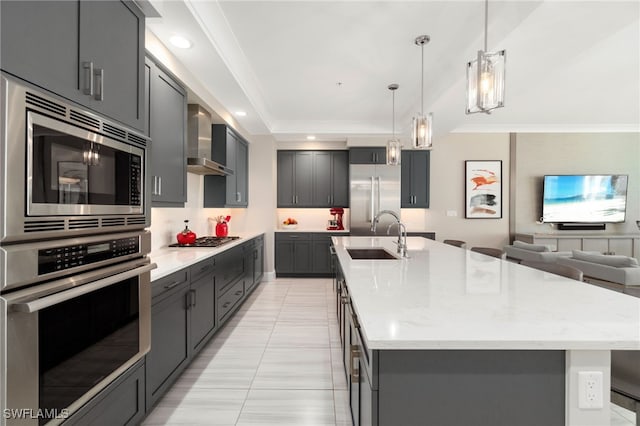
[349,147,386,164]
[312,151,349,207]
[0,0,145,132]
[401,150,430,208]
[278,150,348,208]
[275,233,312,276]
[204,125,249,207]
[146,274,191,409]
[312,233,334,274]
[64,360,145,426]
[243,235,264,293]
[189,259,217,353]
[277,151,314,207]
[147,56,188,207]
[276,232,344,277]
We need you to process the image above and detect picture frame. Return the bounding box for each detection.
[58,161,88,204]
[465,160,502,219]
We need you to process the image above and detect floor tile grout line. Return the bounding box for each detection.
[233,279,290,425]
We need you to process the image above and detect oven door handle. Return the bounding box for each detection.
[10,263,157,313]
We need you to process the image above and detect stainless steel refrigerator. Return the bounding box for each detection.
[349,164,401,236]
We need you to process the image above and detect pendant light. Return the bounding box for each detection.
[412,35,433,149]
[466,0,506,114]
[386,84,401,166]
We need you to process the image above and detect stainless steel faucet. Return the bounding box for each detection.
[371,210,408,257]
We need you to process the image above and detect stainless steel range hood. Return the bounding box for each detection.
[187,104,233,176]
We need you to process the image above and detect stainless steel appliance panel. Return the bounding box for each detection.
[4,257,153,426]
[0,231,150,293]
[349,164,401,236]
[0,74,150,244]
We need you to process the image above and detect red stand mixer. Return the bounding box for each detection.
[327,208,344,230]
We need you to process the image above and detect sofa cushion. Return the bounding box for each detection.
[572,250,639,268]
[512,240,551,252]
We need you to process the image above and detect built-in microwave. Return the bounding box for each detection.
[0,73,151,243]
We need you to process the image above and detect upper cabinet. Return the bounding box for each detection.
[277,150,349,208]
[349,147,386,164]
[204,125,249,208]
[146,56,188,207]
[401,150,430,208]
[0,0,145,132]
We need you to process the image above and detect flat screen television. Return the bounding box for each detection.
[542,175,628,223]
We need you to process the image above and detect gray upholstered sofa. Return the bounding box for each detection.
[556,250,640,292]
[503,240,571,263]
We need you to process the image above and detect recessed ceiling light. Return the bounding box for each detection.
[306,135,316,140]
[170,35,192,49]
[235,111,247,117]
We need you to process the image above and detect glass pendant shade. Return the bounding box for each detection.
[466,50,506,114]
[412,112,433,149]
[387,138,401,165]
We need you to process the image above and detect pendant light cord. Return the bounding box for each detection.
[420,43,424,115]
[484,0,488,52]
[392,89,395,137]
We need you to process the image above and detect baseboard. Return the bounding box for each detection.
[264,271,276,281]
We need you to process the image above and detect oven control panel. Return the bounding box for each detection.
[38,236,139,275]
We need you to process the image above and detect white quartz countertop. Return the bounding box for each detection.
[333,236,640,351]
[149,232,263,281]
[276,228,350,233]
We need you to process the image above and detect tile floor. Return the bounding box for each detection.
[143,278,636,426]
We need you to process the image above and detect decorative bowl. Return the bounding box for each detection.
[282,224,298,230]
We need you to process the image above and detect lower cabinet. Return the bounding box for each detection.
[64,360,145,426]
[276,232,345,277]
[145,234,264,413]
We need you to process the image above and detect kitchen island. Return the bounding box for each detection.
[332,236,640,426]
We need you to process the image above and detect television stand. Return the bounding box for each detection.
[557,223,606,231]
[515,233,640,262]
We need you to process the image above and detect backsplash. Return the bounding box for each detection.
[276,208,351,230]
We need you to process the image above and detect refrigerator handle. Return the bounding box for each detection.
[370,176,375,223]
[376,177,381,215]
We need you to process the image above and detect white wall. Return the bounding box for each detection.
[513,133,640,236]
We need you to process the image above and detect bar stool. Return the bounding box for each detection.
[470,247,506,259]
[443,239,467,249]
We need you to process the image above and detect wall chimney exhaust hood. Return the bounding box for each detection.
[187,104,233,176]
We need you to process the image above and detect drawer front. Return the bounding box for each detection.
[217,279,244,321]
[190,258,216,282]
[151,269,189,300]
[217,249,244,294]
[275,232,308,242]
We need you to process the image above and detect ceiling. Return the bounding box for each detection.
[145,1,640,142]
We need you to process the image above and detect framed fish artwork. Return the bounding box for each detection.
[465,160,502,218]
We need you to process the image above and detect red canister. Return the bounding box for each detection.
[215,222,228,237]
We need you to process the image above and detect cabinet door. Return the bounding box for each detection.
[225,131,239,203]
[149,62,187,206]
[293,240,313,272]
[254,238,264,283]
[234,139,248,206]
[275,240,294,274]
[189,272,216,353]
[331,151,350,207]
[79,0,144,131]
[147,284,190,407]
[401,151,430,208]
[295,152,314,206]
[0,1,79,103]
[277,151,296,207]
[350,148,386,164]
[312,235,332,274]
[313,152,332,207]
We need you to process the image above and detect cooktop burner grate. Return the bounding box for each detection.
[169,236,240,248]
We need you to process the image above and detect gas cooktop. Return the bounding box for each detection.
[169,236,240,248]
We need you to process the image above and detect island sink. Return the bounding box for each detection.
[346,248,398,260]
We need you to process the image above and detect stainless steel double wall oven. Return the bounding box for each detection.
[0,74,154,425]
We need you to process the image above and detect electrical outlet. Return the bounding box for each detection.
[446,210,457,217]
[578,371,604,409]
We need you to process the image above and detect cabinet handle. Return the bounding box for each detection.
[190,289,196,307]
[328,195,331,204]
[350,344,360,381]
[295,195,298,204]
[83,61,94,96]
[222,301,231,308]
[164,280,181,290]
[94,68,104,101]
[237,192,241,203]
[158,176,162,196]
[254,251,258,260]
[235,290,242,296]
[341,296,350,305]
